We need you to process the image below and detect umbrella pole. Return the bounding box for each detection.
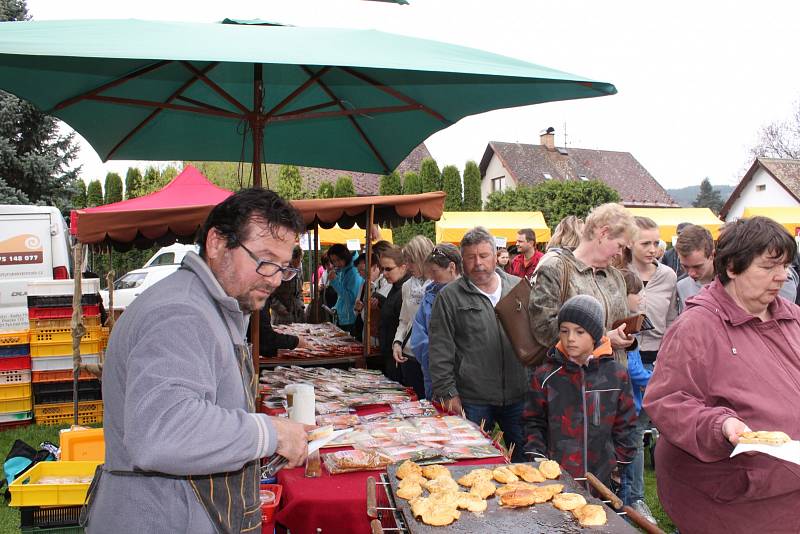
[249,62,265,374]
[361,206,375,368]
[312,224,319,323]
[313,223,320,323]
[71,244,85,426]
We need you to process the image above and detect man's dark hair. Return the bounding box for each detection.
[518,228,536,244]
[197,188,305,258]
[715,216,797,284]
[675,224,714,259]
[328,243,352,266]
[291,245,303,262]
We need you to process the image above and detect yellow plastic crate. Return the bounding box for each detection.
[34,400,103,426]
[0,330,29,346]
[0,395,32,413]
[60,427,105,461]
[9,460,101,506]
[0,381,31,400]
[30,327,102,345]
[29,316,101,330]
[30,339,101,358]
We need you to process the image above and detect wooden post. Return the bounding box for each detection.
[312,224,320,323]
[250,62,264,373]
[360,206,375,368]
[71,244,86,426]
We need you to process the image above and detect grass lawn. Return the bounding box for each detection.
[644,465,676,532]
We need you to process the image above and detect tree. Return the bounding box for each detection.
[0,178,29,204]
[334,175,356,198]
[276,165,305,199]
[462,160,482,211]
[86,180,103,207]
[442,165,462,211]
[419,158,441,192]
[185,161,281,191]
[750,98,800,159]
[103,172,123,204]
[125,167,142,200]
[692,178,724,215]
[72,180,87,209]
[402,171,422,195]
[317,180,335,199]
[379,171,402,196]
[485,180,620,230]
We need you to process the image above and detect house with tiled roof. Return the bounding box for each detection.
[479,129,677,208]
[720,157,800,221]
[300,144,433,196]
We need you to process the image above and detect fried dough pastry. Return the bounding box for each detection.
[494,480,534,497]
[456,492,488,512]
[457,468,494,487]
[409,497,430,518]
[540,483,565,497]
[538,460,562,479]
[424,476,460,493]
[509,463,546,483]
[396,483,423,500]
[552,492,587,511]
[739,430,791,446]
[421,464,452,480]
[398,474,425,488]
[469,477,497,499]
[396,460,423,479]
[573,504,607,527]
[498,487,538,508]
[427,490,461,509]
[421,506,460,527]
[492,466,519,484]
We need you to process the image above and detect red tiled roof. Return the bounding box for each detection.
[300,144,433,196]
[720,157,800,218]
[479,141,678,207]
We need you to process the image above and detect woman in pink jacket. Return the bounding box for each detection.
[644,216,800,534]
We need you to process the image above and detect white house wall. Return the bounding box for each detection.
[481,154,517,203]
[725,167,799,221]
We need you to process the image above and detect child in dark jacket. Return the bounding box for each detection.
[523,295,637,487]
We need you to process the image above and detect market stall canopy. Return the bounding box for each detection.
[293,191,444,228]
[0,19,617,176]
[741,206,800,236]
[627,207,723,241]
[435,211,551,246]
[317,225,393,246]
[70,165,233,250]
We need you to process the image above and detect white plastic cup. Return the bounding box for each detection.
[284,383,315,425]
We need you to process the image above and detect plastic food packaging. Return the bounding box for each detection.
[305,449,322,478]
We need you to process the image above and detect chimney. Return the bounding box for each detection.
[540,127,555,151]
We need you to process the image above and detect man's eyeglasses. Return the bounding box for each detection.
[239,242,300,281]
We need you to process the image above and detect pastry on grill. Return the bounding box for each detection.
[538,460,562,479]
[421,506,460,526]
[469,477,497,499]
[540,483,565,497]
[421,464,452,480]
[552,492,587,511]
[457,468,494,487]
[509,463,545,483]
[495,480,534,497]
[573,504,607,526]
[456,492,488,512]
[424,476,460,493]
[492,466,519,484]
[498,487,538,507]
[396,460,423,479]
[396,483,423,500]
[398,474,425,488]
[427,490,461,510]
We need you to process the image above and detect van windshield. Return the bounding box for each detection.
[114,272,147,290]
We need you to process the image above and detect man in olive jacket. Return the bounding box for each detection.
[429,227,527,461]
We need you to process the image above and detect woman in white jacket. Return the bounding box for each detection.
[392,235,433,397]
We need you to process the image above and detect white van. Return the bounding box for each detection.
[0,205,72,331]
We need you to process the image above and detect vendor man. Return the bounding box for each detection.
[85,189,310,533]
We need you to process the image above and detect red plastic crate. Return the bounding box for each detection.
[32,368,96,383]
[0,356,31,371]
[28,305,100,320]
[260,483,282,530]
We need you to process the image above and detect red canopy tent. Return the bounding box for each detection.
[70,165,233,251]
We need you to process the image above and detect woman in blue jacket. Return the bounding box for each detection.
[327,244,363,335]
[409,243,462,400]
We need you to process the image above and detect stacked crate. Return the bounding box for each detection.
[28,280,104,426]
[0,330,33,428]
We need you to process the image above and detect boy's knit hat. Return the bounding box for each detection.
[557,295,605,348]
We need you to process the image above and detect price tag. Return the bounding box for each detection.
[494,236,507,248]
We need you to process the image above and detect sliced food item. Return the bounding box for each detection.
[738,430,791,446]
[573,504,607,526]
[307,424,334,441]
[552,492,587,511]
[538,459,562,479]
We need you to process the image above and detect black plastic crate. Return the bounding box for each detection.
[33,380,101,405]
[20,506,82,529]
[27,294,101,308]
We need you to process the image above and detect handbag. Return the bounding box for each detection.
[496,257,571,367]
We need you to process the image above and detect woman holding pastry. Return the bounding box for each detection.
[644,216,800,534]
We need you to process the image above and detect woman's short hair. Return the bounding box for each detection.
[715,216,797,284]
[425,243,463,274]
[548,215,583,250]
[619,268,644,295]
[328,243,352,265]
[380,245,405,265]
[402,235,434,269]
[582,203,636,242]
[372,240,393,258]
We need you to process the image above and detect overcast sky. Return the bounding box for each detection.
[24,0,800,189]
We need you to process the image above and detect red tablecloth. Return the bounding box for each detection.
[275,404,505,534]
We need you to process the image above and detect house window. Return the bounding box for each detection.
[756,184,766,192]
[492,176,506,192]
[542,173,552,180]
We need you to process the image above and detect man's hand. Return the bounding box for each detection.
[444,395,463,416]
[392,343,407,364]
[608,324,634,349]
[269,417,310,468]
[722,417,751,446]
[295,336,309,349]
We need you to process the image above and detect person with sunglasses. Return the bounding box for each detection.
[377,246,411,382]
[85,189,311,534]
[326,243,364,336]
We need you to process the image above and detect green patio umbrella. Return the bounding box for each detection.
[0,18,616,184]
